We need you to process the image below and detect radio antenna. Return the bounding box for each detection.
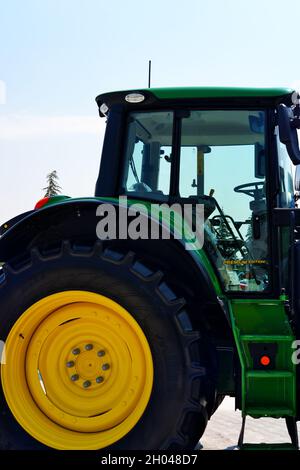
[148,60,152,88]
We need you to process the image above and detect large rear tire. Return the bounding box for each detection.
[0,241,214,450]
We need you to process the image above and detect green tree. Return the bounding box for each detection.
[43,170,62,197]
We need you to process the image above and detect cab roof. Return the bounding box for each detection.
[136,87,293,100]
[96,87,295,116]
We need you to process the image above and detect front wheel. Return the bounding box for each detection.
[0,241,212,450]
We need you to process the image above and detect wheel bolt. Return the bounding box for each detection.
[85,344,93,351]
[71,374,79,381]
[83,380,91,388]
[72,348,80,355]
[66,361,75,368]
[96,376,104,384]
[97,350,105,357]
[102,363,110,371]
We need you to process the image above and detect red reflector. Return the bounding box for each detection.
[260,355,271,366]
[34,197,50,210]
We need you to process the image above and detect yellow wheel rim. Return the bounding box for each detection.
[1,291,153,450]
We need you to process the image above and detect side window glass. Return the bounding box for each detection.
[122,112,173,197]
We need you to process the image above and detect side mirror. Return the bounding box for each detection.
[295,164,300,192]
[278,104,300,165]
[254,143,265,178]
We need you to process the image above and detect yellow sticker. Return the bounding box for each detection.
[224,259,268,266]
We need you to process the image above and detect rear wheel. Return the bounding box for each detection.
[0,241,213,450]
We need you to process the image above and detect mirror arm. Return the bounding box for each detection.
[278,104,300,165]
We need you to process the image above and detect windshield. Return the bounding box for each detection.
[122,109,269,292]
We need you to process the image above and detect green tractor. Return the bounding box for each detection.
[0,87,300,450]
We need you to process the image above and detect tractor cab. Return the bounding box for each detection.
[96,88,300,295]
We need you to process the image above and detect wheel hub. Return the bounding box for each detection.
[66,342,111,386]
[1,291,153,450]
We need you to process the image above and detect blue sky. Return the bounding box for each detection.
[0,0,300,222]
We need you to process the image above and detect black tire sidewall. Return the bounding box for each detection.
[0,248,208,450]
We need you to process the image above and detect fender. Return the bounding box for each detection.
[0,197,233,343]
[0,210,34,236]
[0,198,102,261]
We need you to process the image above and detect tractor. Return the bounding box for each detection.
[0,87,300,450]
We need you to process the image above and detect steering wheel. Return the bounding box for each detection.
[234,182,264,200]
